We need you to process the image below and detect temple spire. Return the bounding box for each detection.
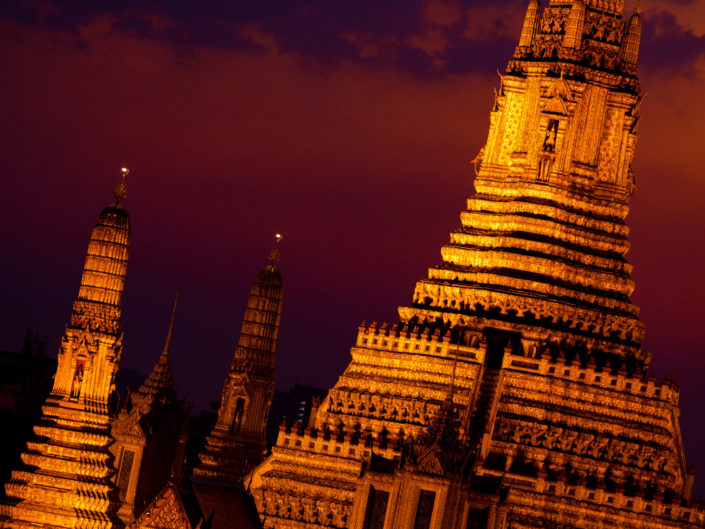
[74,172,131,330]
[2,174,132,528]
[195,235,284,484]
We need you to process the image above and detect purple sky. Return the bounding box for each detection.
[2,0,705,494]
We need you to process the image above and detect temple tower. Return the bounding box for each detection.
[250,2,705,528]
[1,170,132,529]
[110,295,189,523]
[194,235,284,484]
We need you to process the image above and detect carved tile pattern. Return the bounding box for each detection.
[258,489,349,528]
[493,417,675,475]
[327,389,436,428]
[597,106,622,183]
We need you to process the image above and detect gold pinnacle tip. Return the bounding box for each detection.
[269,234,282,266]
[113,167,129,204]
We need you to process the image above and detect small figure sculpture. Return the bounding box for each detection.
[543,120,558,152]
[70,362,84,400]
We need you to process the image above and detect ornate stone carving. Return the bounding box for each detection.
[2,177,131,528]
[194,239,284,484]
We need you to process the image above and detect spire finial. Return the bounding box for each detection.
[162,293,179,357]
[269,233,283,267]
[114,167,129,204]
[635,0,642,15]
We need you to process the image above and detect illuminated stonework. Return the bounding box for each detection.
[1,180,130,529]
[249,1,705,528]
[194,238,284,484]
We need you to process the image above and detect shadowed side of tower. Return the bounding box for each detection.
[1,170,131,529]
[194,235,284,485]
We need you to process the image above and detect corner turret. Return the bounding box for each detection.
[518,0,541,48]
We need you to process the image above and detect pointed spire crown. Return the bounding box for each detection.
[234,235,285,361]
[72,169,131,334]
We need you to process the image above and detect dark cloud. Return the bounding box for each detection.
[657,0,695,6]
[640,8,705,76]
[4,0,704,80]
[0,0,520,76]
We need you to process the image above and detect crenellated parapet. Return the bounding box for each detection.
[277,421,404,461]
[486,351,688,498]
[498,485,705,529]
